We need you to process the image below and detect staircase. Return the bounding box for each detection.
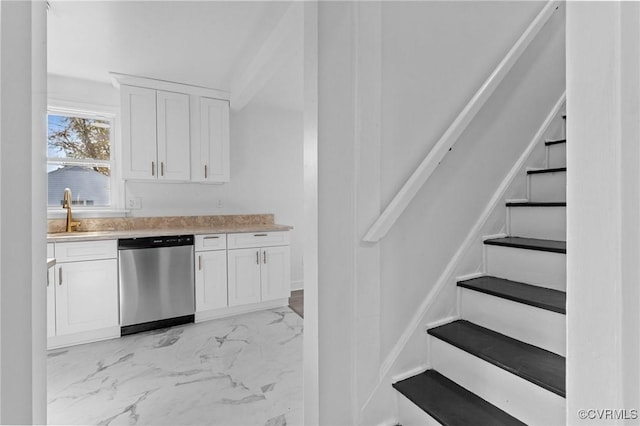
[393,120,567,425]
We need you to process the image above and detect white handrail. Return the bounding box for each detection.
[362,0,560,243]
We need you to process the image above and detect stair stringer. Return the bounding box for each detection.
[360,94,566,425]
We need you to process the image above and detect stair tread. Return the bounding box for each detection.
[506,201,566,207]
[527,167,566,175]
[428,320,566,397]
[393,370,526,426]
[458,275,566,314]
[484,236,566,254]
[545,139,566,146]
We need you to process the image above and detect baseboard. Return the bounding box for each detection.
[482,232,508,241]
[375,418,402,426]
[455,271,485,282]
[424,315,459,333]
[391,365,429,384]
[195,298,289,323]
[290,280,304,291]
[48,326,120,350]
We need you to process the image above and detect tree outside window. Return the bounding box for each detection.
[47,113,113,208]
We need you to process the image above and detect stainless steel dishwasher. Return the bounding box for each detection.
[118,235,195,335]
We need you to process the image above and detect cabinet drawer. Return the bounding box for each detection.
[55,240,117,262]
[227,231,289,249]
[195,234,227,251]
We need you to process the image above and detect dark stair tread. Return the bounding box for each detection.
[428,320,566,397]
[484,237,566,254]
[527,167,566,175]
[545,139,566,146]
[393,370,526,426]
[458,275,566,314]
[506,201,566,207]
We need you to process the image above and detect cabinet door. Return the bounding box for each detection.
[121,85,158,179]
[195,250,228,311]
[47,266,56,338]
[227,248,261,306]
[55,259,118,336]
[261,246,291,301]
[47,243,56,338]
[195,97,229,183]
[157,90,191,180]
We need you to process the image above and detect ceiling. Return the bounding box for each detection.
[47,1,302,109]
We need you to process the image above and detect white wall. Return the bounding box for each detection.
[31,2,48,424]
[48,74,119,108]
[566,2,640,423]
[47,62,305,288]
[302,2,319,424]
[0,0,47,423]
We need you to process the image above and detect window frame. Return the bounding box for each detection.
[47,103,125,217]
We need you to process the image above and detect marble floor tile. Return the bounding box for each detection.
[47,308,303,426]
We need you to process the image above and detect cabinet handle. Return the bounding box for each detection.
[151,161,155,176]
[254,233,268,237]
[161,162,164,177]
[204,165,208,179]
[198,255,202,271]
[47,271,49,287]
[58,267,63,286]
[263,250,267,264]
[203,236,219,240]
[256,251,259,265]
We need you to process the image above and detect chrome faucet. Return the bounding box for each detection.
[62,188,81,232]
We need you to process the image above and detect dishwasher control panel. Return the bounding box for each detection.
[118,235,194,250]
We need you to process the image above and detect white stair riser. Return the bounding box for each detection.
[486,245,566,291]
[546,144,566,169]
[529,172,566,202]
[430,338,565,426]
[460,289,566,356]
[509,206,566,240]
[397,392,441,426]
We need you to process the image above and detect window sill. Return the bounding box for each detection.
[47,208,130,220]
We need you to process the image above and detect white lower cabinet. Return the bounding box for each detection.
[194,234,230,321]
[261,245,291,301]
[47,268,56,338]
[47,243,56,338]
[195,251,228,310]
[48,240,119,349]
[227,232,291,307]
[227,248,263,306]
[47,231,290,345]
[54,259,118,336]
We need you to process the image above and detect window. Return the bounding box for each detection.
[47,110,114,208]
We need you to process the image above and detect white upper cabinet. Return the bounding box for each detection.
[115,74,230,183]
[121,86,191,181]
[157,91,191,180]
[121,85,158,179]
[192,97,230,183]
